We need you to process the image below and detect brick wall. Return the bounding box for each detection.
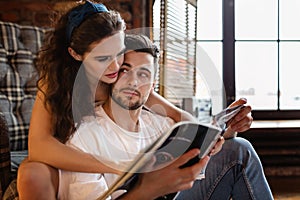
[0,0,151,29]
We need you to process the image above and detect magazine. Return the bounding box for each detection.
[97,104,245,200]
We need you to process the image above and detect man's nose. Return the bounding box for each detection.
[127,72,138,87]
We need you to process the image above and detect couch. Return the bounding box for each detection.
[0,21,50,199]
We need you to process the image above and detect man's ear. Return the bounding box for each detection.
[151,80,157,91]
[68,47,83,61]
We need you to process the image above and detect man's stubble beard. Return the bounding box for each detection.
[111,89,145,110]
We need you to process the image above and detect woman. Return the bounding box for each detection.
[17,1,199,199]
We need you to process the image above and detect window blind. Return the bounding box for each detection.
[157,0,197,106]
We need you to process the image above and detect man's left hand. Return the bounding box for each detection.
[223,98,253,138]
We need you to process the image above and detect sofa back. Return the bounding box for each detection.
[0,21,51,151]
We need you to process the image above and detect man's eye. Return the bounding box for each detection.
[139,72,149,78]
[119,68,128,73]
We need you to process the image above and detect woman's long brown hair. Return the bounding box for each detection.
[36,3,125,143]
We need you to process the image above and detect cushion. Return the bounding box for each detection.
[2,179,18,200]
[0,113,11,198]
[0,21,51,151]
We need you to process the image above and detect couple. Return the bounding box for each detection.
[17,1,273,200]
[59,33,272,199]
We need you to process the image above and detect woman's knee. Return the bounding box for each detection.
[17,159,58,192]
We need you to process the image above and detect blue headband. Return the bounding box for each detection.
[66,1,108,44]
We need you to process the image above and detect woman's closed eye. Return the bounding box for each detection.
[116,49,126,58]
[96,56,111,62]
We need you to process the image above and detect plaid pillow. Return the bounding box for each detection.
[0,21,51,151]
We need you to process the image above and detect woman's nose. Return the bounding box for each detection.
[108,57,120,71]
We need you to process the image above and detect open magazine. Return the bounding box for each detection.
[97,104,245,200]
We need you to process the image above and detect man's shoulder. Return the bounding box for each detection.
[141,108,175,127]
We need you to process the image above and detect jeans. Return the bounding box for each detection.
[176,137,274,200]
[10,150,28,176]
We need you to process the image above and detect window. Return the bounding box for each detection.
[196,0,224,113]
[198,0,300,119]
[153,0,197,107]
[154,0,300,119]
[235,0,300,119]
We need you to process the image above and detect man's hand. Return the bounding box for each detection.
[209,136,225,156]
[223,98,253,138]
[120,149,210,200]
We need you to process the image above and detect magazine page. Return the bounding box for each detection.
[154,122,222,168]
[212,104,245,128]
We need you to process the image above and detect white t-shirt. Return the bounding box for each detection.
[58,105,174,200]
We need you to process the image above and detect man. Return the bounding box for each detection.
[58,34,273,200]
